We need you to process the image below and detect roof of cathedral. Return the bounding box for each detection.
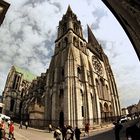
[13,66,36,82]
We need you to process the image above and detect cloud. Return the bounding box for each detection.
[91,8,107,30]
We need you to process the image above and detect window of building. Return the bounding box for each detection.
[63,37,68,47]
[63,23,67,33]
[12,74,17,89]
[73,37,78,47]
[58,42,61,47]
[87,71,92,85]
[81,106,84,117]
[77,67,82,80]
[61,68,65,81]
[80,42,83,47]
[10,99,15,112]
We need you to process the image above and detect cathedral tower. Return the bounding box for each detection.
[45,6,121,128]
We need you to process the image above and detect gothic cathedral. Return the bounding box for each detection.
[44,6,121,128]
[2,6,121,128]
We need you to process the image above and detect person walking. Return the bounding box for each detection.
[0,123,4,140]
[75,126,81,140]
[54,127,62,140]
[114,120,123,140]
[1,119,6,140]
[66,126,73,140]
[19,121,23,129]
[9,121,15,139]
[61,125,67,140]
[84,123,90,136]
[25,121,28,129]
[126,120,140,140]
[48,124,52,132]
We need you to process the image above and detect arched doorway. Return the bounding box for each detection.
[104,102,109,122]
[59,111,64,128]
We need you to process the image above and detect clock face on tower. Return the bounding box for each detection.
[92,56,103,76]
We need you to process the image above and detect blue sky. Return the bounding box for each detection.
[0,0,140,107]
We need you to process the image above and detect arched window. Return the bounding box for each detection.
[104,102,109,121]
[58,42,61,47]
[96,79,101,98]
[74,24,78,32]
[80,42,83,47]
[63,37,68,47]
[63,23,67,33]
[80,89,84,117]
[100,78,105,99]
[105,85,109,100]
[10,99,15,112]
[62,68,64,79]
[87,71,92,85]
[77,67,82,80]
[73,36,78,47]
[59,89,64,108]
[21,89,24,98]
[100,103,104,120]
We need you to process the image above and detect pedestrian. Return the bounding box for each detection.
[19,121,23,129]
[54,127,62,140]
[75,126,81,140]
[48,124,52,132]
[84,123,90,136]
[126,120,140,140]
[0,123,4,140]
[9,121,15,139]
[61,125,67,140]
[66,126,73,140]
[1,119,6,139]
[113,120,123,140]
[7,119,11,127]
[25,121,28,129]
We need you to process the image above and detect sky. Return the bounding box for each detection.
[0,0,140,108]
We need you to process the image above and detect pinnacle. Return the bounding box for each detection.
[87,25,99,46]
[66,5,73,14]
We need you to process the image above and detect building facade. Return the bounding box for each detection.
[2,66,36,119]
[2,6,121,128]
[45,6,121,128]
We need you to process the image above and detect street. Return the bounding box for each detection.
[3,119,138,140]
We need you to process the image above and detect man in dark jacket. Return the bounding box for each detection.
[114,120,123,140]
[75,127,81,140]
[126,120,140,140]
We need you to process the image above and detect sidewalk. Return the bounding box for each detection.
[80,123,114,138]
[14,123,114,140]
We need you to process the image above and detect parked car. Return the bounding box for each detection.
[119,116,128,123]
[0,113,10,121]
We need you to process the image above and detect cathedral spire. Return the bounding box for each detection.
[66,5,73,14]
[87,25,99,46]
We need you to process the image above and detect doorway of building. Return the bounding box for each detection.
[59,111,64,128]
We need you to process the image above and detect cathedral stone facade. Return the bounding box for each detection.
[2,6,121,128]
[2,66,36,119]
[44,6,121,128]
